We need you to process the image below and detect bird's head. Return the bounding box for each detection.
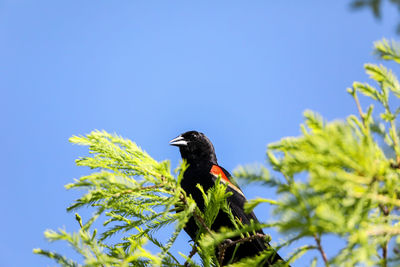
[169,131,217,165]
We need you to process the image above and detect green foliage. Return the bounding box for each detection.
[35,39,400,266]
[235,39,400,266]
[35,131,272,266]
[196,178,232,230]
[35,131,191,266]
[350,0,400,34]
[374,39,400,63]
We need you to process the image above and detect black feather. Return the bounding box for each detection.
[170,131,284,266]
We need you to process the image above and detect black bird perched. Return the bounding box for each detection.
[170,131,284,266]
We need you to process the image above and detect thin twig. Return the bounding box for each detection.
[184,245,198,267]
[379,204,390,267]
[113,179,168,197]
[179,195,214,236]
[381,101,400,165]
[389,119,400,165]
[178,192,213,266]
[379,204,390,216]
[193,211,213,236]
[382,243,388,267]
[217,233,267,266]
[75,213,83,229]
[313,234,329,267]
[353,92,366,126]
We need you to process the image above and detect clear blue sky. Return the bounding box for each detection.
[1,1,398,266]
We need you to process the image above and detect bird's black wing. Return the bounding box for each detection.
[213,165,284,265]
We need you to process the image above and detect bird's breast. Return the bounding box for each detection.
[180,165,215,210]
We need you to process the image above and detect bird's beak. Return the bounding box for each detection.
[169,135,188,147]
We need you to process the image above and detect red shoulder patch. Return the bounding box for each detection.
[210,165,245,197]
[210,165,230,183]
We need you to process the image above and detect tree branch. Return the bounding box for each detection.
[217,233,268,266]
[184,245,198,267]
[382,243,388,267]
[379,204,390,267]
[113,176,168,197]
[314,234,329,267]
[353,91,366,126]
[179,194,214,236]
